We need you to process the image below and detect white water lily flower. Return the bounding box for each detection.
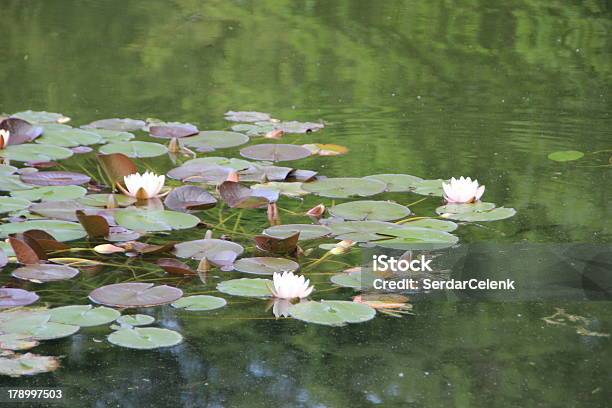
[269,271,314,300]
[442,176,485,204]
[271,298,292,318]
[120,171,166,199]
[0,129,10,149]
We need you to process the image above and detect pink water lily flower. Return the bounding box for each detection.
[442,176,485,203]
[269,271,314,300]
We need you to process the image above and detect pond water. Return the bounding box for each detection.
[0,1,611,406]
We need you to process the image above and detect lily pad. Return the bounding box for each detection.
[11,185,87,201]
[548,150,584,162]
[219,181,276,208]
[49,305,120,327]
[444,207,517,222]
[89,282,183,308]
[363,174,424,192]
[12,264,80,283]
[0,144,73,162]
[0,197,31,213]
[37,125,101,147]
[302,178,386,198]
[114,209,200,232]
[0,220,86,241]
[116,314,155,326]
[29,200,89,221]
[20,171,91,186]
[401,218,458,232]
[0,288,39,308]
[252,182,308,197]
[108,327,183,350]
[174,239,244,261]
[233,257,299,275]
[231,122,277,136]
[81,128,135,143]
[0,175,34,192]
[374,227,459,250]
[99,141,168,158]
[149,123,198,138]
[0,117,43,144]
[412,179,445,196]
[182,131,249,150]
[329,200,410,221]
[330,269,376,289]
[288,300,376,326]
[12,110,70,124]
[182,156,252,170]
[225,111,272,122]
[86,118,145,132]
[329,220,419,242]
[78,194,137,207]
[277,121,324,134]
[164,186,217,212]
[171,295,227,311]
[0,164,18,175]
[216,278,272,297]
[167,163,235,184]
[0,352,60,377]
[0,333,39,351]
[0,313,78,340]
[263,224,331,241]
[240,144,311,162]
[435,202,496,215]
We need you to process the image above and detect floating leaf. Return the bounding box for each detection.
[8,236,44,264]
[443,207,517,222]
[231,122,277,136]
[89,282,183,308]
[363,174,424,192]
[0,175,34,192]
[225,111,272,122]
[254,232,299,255]
[20,171,91,186]
[435,202,496,215]
[330,269,376,289]
[0,117,43,144]
[182,156,252,170]
[0,333,39,351]
[401,218,458,232]
[116,314,155,326]
[0,248,6,268]
[0,164,18,175]
[182,131,249,150]
[289,300,375,326]
[303,143,347,156]
[149,123,198,138]
[156,258,195,276]
[548,150,584,162]
[251,182,308,198]
[49,305,120,327]
[76,210,110,238]
[329,220,418,242]
[302,177,386,198]
[219,181,275,208]
[0,352,60,377]
[0,220,86,241]
[0,288,39,308]
[329,200,410,221]
[29,200,88,221]
[171,295,227,311]
[108,327,182,349]
[86,118,145,132]
[0,312,78,340]
[12,265,79,283]
[164,186,217,212]
[374,227,459,250]
[81,128,135,143]
[78,194,136,208]
[276,121,324,134]
[174,239,244,261]
[263,224,331,241]
[412,179,445,196]
[11,185,87,201]
[0,144,73,162]
[12,110,70,124]
[99,141,168,158]
[240,144,311,162]
[37,125,101,147]
[0,197,31,213]
[216,278,272,297]
[115,209,200,232]
[167,163,234,184]
[233,257,299,275]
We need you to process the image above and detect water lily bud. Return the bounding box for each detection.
[267,202,281,226]
[330,240,355,255]
[226,171,240,182]
[197,257,211,272]
[265,129,284,139]
[204,230,213,240]
[94,244,125,255]
[106,194,118,209]
[168,137,181,153]
[306,204,325,219]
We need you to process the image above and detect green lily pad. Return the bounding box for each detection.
[0,352,61,377]
[233,257,299,275]
[231,122,276,136]
[548,150,584,162]
[49,305,120,327]
[251,182,308,197]
[288,300,376,326]
[412,179,445,196]
[263,224,331,241]
[108,327,183,350]
[89,282,183,308]
[173,239,244,260]
[330,269,377,290]
[329,200,410,221]
[216,278,272,297]
[0,333,39,351]
[240,144,311,162]
[0,144,73,162]
[78,194,137,207]
[0,313,79,340]
[445,207,517,222]
[82,128,135,143]
[363,174,424,192]
[171,295,227,311]
[86,118,145,131]
[12,110,70,124]
[302,178,386,198]
[37,125,101,147]
[182,131,250,150]
[329,221,413,242]
[0,197,31,213]
[225,111,272,122]
[374,227,459,250]
[115,209,200,232]
[400,218,458,232]
[29,200,89,221]
[0,220,86,241]
[182,156,252,170]
[11,185,87,201]
[0,175,33,192]
[435,202,496,215]
[115,314,155,326]
[12,264,80,283]
[99,141,168,158]
[0,164,18,175]
[0,242,15,257]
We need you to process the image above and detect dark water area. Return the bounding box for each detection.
[0,1,610,406]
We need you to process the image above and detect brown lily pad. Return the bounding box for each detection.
[156,258,196,276]
[20,171,91,186]
[76,210,110,239]
[254,232,299,255]
[149,123,199,139]
[12,264,79,283]
[89,282,183,308]
[240,144,311,162]
[8,236,46,264]
[164,186,217,212]
[0,118,43,145]
[0,352,60,377]
[218,181,277,208]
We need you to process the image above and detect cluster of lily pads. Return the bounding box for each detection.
[0,109,516,377]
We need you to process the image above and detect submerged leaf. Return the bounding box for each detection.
[156,258,196,276]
